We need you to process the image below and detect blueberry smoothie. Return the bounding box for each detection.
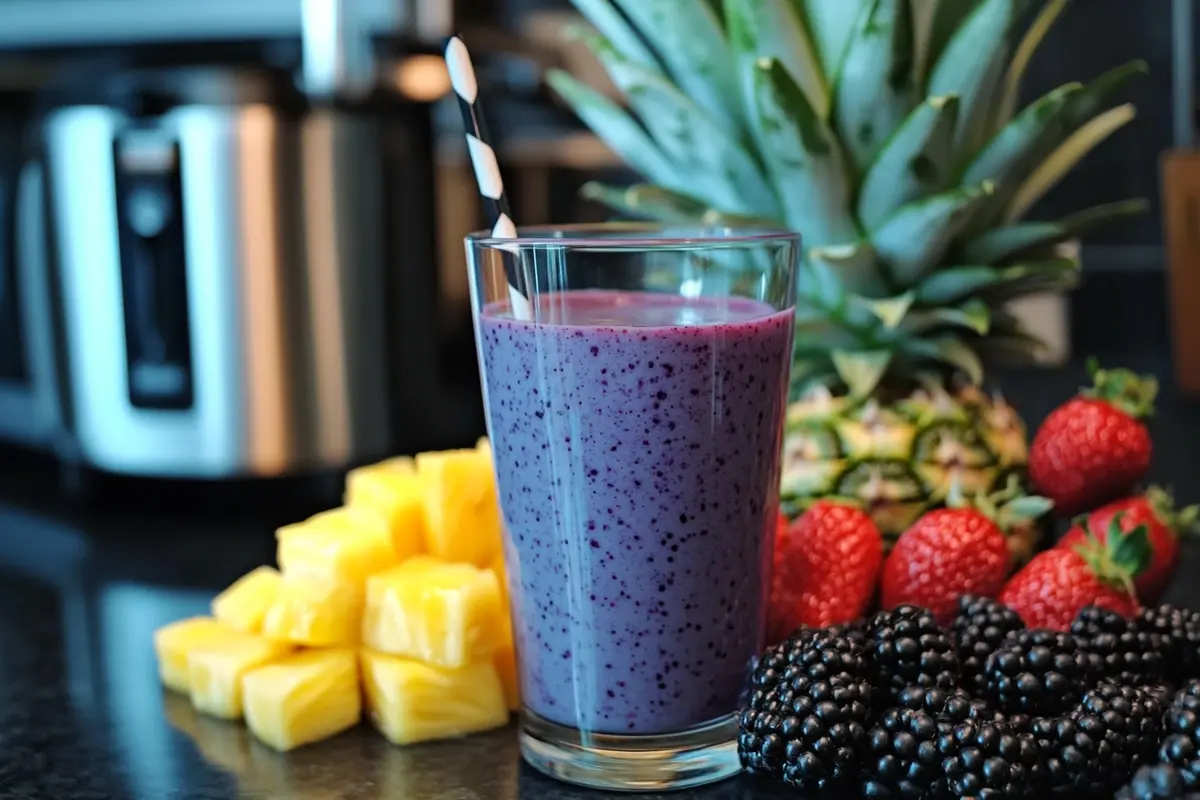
[479,290,793,736]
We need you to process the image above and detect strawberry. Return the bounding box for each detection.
[999,517,1151,630]
[766,500,882,644]
[881,480,1053,625]
[1055,487,1198,603]
[1029,359,1156,517]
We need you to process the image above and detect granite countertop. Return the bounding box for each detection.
[2,276,1199,799]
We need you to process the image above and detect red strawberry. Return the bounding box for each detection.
[1055,487,1198,603]
[999,518,1151,630]
[1029,360,1156,517]
[767,500,882,644]
[881,482,1052,625]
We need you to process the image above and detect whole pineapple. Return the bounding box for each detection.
[548,0,1145,550]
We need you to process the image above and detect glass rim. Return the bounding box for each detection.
[465,222,801,249]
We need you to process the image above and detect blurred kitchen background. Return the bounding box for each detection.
[0,0,1189,514]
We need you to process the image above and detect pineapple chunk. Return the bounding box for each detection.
[212,566,283,634]
[188,634,293,719]
[362,556,505,668]
[416,447,503,566]
[242,649,361,752]
[262,576,363,647]
[345,459,426,562]
[275,506,395,584]
[154,617,239,693]
[360,650,509,745]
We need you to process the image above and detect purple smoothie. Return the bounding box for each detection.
[479,290,793,736]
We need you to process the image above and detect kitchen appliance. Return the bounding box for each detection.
[0,0,483,483]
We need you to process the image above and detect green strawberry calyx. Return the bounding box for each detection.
[1144,485,1200,539]
[946,474,1054,533]
[1082,357,1158,419]
[1073,511,1153,597]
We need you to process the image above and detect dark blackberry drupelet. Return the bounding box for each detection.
[1072,605,1165,685]
[859,707,944,799]
[983,629,1097,716]
[1068,683,1166,795]
[737,671,872,789]
[1116,764,1200,800]
[896,685,998,726]
[937,719,1036,799]
[953,595,1025,695]
[1160,681,1200,789]
[747,630,870,709]
[1137,605,1200,683]
[868,606,960,702]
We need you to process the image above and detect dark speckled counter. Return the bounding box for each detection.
[2,274,1200,799]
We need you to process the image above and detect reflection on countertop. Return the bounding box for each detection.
[1,284,1200,797]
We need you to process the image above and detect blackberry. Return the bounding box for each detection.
[736,671,872,789]
[937,719,1035,799]
[983,629,1097,716]
[747,630,870,709]
[953,595,1025,695]
[868,606,960,701]
[1137,605,1200,683]
[1160,681,1200,788]
[1071,605,1165,684]
[1027,715,1086,796]
[1068,683,1166,794]
[1116,764,1200,800]
[896,685,998,726]
[859,707,943,798]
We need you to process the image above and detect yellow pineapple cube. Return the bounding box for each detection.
[154,617,239,693]
[275,506,395,584]
[212,566,283,634]
[360,650,509,745]
[416,447,503,567]
[362,556,505,668]
[242,649,361,752]
[188,633,293,719]
[262,576,363,646]
[345,459,426,561]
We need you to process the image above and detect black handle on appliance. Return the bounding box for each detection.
[112,133,195,412]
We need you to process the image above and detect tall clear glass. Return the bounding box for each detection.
[466,224,799,791]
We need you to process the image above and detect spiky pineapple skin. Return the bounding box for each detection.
[780,383,1039,560]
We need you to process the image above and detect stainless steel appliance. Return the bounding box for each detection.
[0,0,478,483]
[35,66,403,479]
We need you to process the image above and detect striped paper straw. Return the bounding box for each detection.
[444,35,531,319]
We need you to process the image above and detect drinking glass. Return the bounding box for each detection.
[466,223,799,791]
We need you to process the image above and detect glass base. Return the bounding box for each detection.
[519,710,741,792]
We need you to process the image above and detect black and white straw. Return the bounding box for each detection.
[444,35,531,318]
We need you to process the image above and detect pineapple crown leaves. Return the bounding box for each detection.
[1081,357,1159,419]
[945,473,1053,533]
[555,0,1147,393]
[1072,511,1153,596]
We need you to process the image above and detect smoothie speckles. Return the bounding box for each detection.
[480,291,792,736]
